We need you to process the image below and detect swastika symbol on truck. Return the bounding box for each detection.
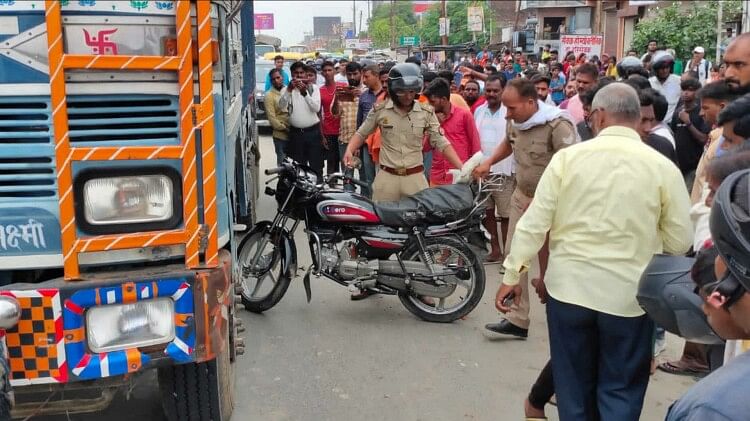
[82,28,118,55]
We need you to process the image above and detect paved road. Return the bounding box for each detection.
[33,133,695,420]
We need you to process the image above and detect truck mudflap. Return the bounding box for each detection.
[0,250,232,387]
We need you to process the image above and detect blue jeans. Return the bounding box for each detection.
[423,150,433,180]
[547,296,653,421]
[359,146,375,198]
[273,137,288,167]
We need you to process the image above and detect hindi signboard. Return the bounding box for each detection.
[560,34,603,58]
[254,13,274,30]
[399,36,420,46]
[467,6,484,32]
[345,39,372,49]
[439,17,450,37]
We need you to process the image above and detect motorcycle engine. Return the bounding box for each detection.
[318,242,378,281]
[319,244,341,275]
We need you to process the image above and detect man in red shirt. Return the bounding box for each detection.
[423,78,481,185]
[319,61,346,174]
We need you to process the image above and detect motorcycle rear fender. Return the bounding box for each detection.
[246,221,298,279]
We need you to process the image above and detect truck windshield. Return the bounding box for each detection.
[255,45,275,57]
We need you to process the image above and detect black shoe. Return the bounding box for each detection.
[484,320,528,338]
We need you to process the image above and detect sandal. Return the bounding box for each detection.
[657,361,709,377]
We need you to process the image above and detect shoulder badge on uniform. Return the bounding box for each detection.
[549,117,577,144]
[373,101,387,112]
[419,102,434,112]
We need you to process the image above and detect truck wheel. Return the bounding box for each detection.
[158,320,234,421]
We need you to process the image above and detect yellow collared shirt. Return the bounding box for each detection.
[502,126,693,317]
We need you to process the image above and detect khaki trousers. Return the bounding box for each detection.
[371,171,429,203]
[504,188,535,329]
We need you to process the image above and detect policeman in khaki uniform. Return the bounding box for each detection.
[474,78,577,338]
[343,63,464,202]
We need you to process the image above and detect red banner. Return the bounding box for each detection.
[254,13,274,30]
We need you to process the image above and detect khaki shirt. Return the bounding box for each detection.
[507,116,576,196]
[357,99,449,169]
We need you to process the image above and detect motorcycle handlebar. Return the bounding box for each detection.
[345,177,369,189]
[265,165,286,176]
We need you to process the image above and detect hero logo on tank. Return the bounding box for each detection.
[560,35,603,58]
[83,28,118,55]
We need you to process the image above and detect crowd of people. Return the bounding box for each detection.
[262,32,750,420]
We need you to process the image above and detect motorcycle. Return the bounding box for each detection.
[237,157,496,323]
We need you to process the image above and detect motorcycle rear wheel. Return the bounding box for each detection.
[398,236,485,323]
[237,228,292,313]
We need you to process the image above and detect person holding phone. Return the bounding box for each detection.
[279,61,323,177]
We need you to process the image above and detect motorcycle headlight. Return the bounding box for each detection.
[86,298,175,353]
[75,168,182,234]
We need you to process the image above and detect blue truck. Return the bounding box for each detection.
[0,0,258,418]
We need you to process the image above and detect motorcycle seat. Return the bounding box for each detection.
[374,184,476,227]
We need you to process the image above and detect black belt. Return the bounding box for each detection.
[289,123,320,133]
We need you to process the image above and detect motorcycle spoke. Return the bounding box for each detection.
[249,274,267,298]
[268,269,278,285]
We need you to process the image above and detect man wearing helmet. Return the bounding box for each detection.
[343,63,463,202]
[649,51,682,122]
[664,168,750,420]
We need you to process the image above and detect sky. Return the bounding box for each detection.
[254,1,372,45]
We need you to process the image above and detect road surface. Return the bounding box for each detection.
[34,132,695,420]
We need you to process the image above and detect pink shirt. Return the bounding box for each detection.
[566,94,585,124]
[429,105,481,185]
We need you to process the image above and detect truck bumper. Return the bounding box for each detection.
[0,250,233,386]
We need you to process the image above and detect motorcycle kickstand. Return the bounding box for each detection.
[303,267,313,303]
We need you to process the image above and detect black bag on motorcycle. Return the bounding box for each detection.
[375,184,478,227]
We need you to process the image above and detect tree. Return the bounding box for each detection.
[369,16,413,49]
[631,1,742,62]
[418,1,492,46]
[364,1,417,48]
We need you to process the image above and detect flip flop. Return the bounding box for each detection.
[657,361,709,377]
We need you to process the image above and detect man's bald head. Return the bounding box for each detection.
[589,83,641,135]
[724,33,750,94]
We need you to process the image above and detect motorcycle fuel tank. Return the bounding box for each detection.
[316,193,380,224]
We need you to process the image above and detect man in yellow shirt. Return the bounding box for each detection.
[495,83,693,421]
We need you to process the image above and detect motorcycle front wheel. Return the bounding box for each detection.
[237,227,293,313]
[398,236,485,323]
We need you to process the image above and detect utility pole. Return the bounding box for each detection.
[717,0,723,63]
[390,0,395,49]
[359,11,363,38]
[593,0,602,34]
[353,0,357,38]
[441,0,448,45]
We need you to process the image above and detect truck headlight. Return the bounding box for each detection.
[75,167,182,234]
[86,298,175,353]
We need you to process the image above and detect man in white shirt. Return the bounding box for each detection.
[649,51,682,122]
[334,60,349,84]
[279,61,324,176]
[684,46,712,86]
[474,74,515,263]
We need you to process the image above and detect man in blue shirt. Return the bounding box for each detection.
[265,55,290,91]
[353,64,384,198]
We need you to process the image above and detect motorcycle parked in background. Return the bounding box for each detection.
[237,158,497,322]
